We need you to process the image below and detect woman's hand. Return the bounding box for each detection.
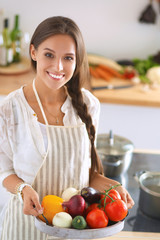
[22,186,43,217]
[114,184,134,209]
[89,172,134,209]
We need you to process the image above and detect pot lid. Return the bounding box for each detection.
[96,131,134,155]
[140,172,160,197]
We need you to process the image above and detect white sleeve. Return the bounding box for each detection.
[0,110,15,184]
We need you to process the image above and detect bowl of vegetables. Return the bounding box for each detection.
[35,185,127,239]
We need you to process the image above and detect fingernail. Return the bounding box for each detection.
[38,209,43,214]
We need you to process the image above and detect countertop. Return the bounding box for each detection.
[91,78,160,107]
[0,69,35,95]
[101,231,160,240]
[0,69,160,108]
[97,227,160,239]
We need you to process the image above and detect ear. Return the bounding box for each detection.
[30,44,37,61]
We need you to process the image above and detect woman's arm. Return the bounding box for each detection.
[3,174,43,216]
[89,171,134,209]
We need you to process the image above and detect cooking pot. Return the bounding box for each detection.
[96,131,134,177]
[135,171,160,219]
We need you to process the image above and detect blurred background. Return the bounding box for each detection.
[1,0,159,60]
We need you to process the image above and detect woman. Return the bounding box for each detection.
[0,16,134,240]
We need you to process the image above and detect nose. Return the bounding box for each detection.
[55,59,63,71]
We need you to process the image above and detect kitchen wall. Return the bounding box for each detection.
[1,0,160,60]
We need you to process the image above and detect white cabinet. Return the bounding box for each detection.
[98,103,160,150]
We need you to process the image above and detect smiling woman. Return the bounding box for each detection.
[0,16,134,240]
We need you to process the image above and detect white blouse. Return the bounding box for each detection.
[0,86,100,186]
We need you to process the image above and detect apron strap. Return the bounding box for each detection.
[32,79,49,126]
[32,78,51,164]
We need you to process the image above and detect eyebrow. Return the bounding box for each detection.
[43,48,75,56]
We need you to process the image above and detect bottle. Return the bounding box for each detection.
[0,18,13,66]
[10,14,22,62]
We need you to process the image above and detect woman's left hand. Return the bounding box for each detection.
[89,172,134,209]
[115,184,134,209]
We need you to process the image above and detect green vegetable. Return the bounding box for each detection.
[133,56,159,83]
[72,216,87,230]
[139,75,150,84]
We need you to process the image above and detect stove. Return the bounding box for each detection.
[111,152,160,232]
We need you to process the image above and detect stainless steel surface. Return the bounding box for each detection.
[135,171,160,219]
[117,152,160,232]
[97,133,134,177]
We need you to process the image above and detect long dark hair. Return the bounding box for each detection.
[30,16,103,180]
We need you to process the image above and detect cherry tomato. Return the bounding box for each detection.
[105,199,128,222]
[123,71,135,79]
[100,189,121,206]
[86,208,108,229]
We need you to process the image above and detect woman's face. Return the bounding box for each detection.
[30,34,76,90]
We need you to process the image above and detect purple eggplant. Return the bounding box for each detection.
[81,187,101,204]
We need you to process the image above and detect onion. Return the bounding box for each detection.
[52,212,72,228]
[62,195,86,217]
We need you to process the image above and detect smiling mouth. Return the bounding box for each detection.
[47,71,64,80]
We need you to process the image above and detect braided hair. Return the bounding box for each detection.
[30,16,103,181]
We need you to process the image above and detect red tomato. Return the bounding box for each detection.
[123,71,135,79]
[105,199,128,222]
[86,208,108,229]
[100,189,121,206]
[85,203,101,216]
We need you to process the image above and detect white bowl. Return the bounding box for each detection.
[35,217,124,239]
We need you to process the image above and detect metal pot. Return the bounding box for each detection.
[135,171,160,219]
[96,131,134,177]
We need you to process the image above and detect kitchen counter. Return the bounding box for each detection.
[0,70,160,108]
[101,231,160,240]
[91,78,160,108]
[0,69,35,95]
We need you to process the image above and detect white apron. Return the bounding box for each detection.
[0,80,90,240]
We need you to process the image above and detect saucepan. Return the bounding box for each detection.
[96,131,134,177]
[134,171,160,219]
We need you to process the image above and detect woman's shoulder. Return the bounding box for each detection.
[81,88,100,107]
[0,87,24,115]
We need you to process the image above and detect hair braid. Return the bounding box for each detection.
[66,76,103,181]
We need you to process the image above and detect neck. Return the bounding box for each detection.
[34,78,67,105]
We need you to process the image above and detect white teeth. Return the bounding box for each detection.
[48,72,63,79]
